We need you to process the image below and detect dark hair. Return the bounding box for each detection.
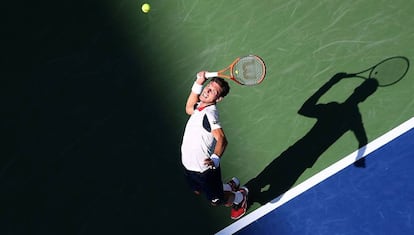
[211,77,230,97]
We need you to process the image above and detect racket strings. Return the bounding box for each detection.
[370,57,409,86]
[233,57,266,85]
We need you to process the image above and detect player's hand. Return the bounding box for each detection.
[196,71,207,85]
[204,158,215,169]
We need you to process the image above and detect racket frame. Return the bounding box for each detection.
[205,55,266,85]
[352,56,409,87]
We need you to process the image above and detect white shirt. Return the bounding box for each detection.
[181,104,222,172]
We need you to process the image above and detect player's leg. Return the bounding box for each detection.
[203,167,225,206]
[184,169,202,195]
[223,177,240,192]
[222,177,240,207]
[231,186,249,220]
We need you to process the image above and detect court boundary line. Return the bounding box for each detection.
[216,117,414,235]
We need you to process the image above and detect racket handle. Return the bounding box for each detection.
[205,72,218,78]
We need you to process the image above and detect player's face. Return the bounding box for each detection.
[199,81,223,103]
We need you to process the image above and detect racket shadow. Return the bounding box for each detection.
[245,72,379,208]
[353,56,410,87]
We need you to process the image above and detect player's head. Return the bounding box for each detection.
[210,77,230,98]
[199,77,230,104]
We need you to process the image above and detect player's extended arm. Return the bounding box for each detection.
[185,71,207,115]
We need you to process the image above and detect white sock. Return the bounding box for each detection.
[233,191,243,205]
[223,183,232,192]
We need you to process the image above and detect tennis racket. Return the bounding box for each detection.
[350,56,409,87]
[204,55,266,86]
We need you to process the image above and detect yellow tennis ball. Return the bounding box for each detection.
[141,3,150,13]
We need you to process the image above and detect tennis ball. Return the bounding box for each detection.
[141,3,150,13]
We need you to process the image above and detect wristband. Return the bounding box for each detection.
[191,82,203,95]
[210,154,220,168]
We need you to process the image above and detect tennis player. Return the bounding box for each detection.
[181,71,248,220]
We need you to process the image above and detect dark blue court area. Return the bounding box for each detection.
[233,124,414,235]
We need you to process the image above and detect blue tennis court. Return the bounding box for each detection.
[218,117,414,235]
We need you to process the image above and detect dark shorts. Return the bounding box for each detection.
[184,167,224,204]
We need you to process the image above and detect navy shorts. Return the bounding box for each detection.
[184,167,224,204]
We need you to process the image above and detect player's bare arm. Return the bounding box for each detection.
[204,128,228,167]
[212,128,227,157]
[185,71,207,115]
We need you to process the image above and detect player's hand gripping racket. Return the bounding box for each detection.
[350,56,409,87]
[204,55,266,86]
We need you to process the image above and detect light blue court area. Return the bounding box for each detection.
[218,117,414,235]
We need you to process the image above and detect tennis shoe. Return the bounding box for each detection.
[226,177,240,192]
[230,186,248,220]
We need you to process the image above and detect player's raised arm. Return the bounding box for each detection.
[185,71,207,115]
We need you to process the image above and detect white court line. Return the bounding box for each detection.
[216,117,414,235]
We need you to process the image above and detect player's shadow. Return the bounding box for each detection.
[245,72,379,207]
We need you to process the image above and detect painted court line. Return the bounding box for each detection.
[216,117,414,235]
